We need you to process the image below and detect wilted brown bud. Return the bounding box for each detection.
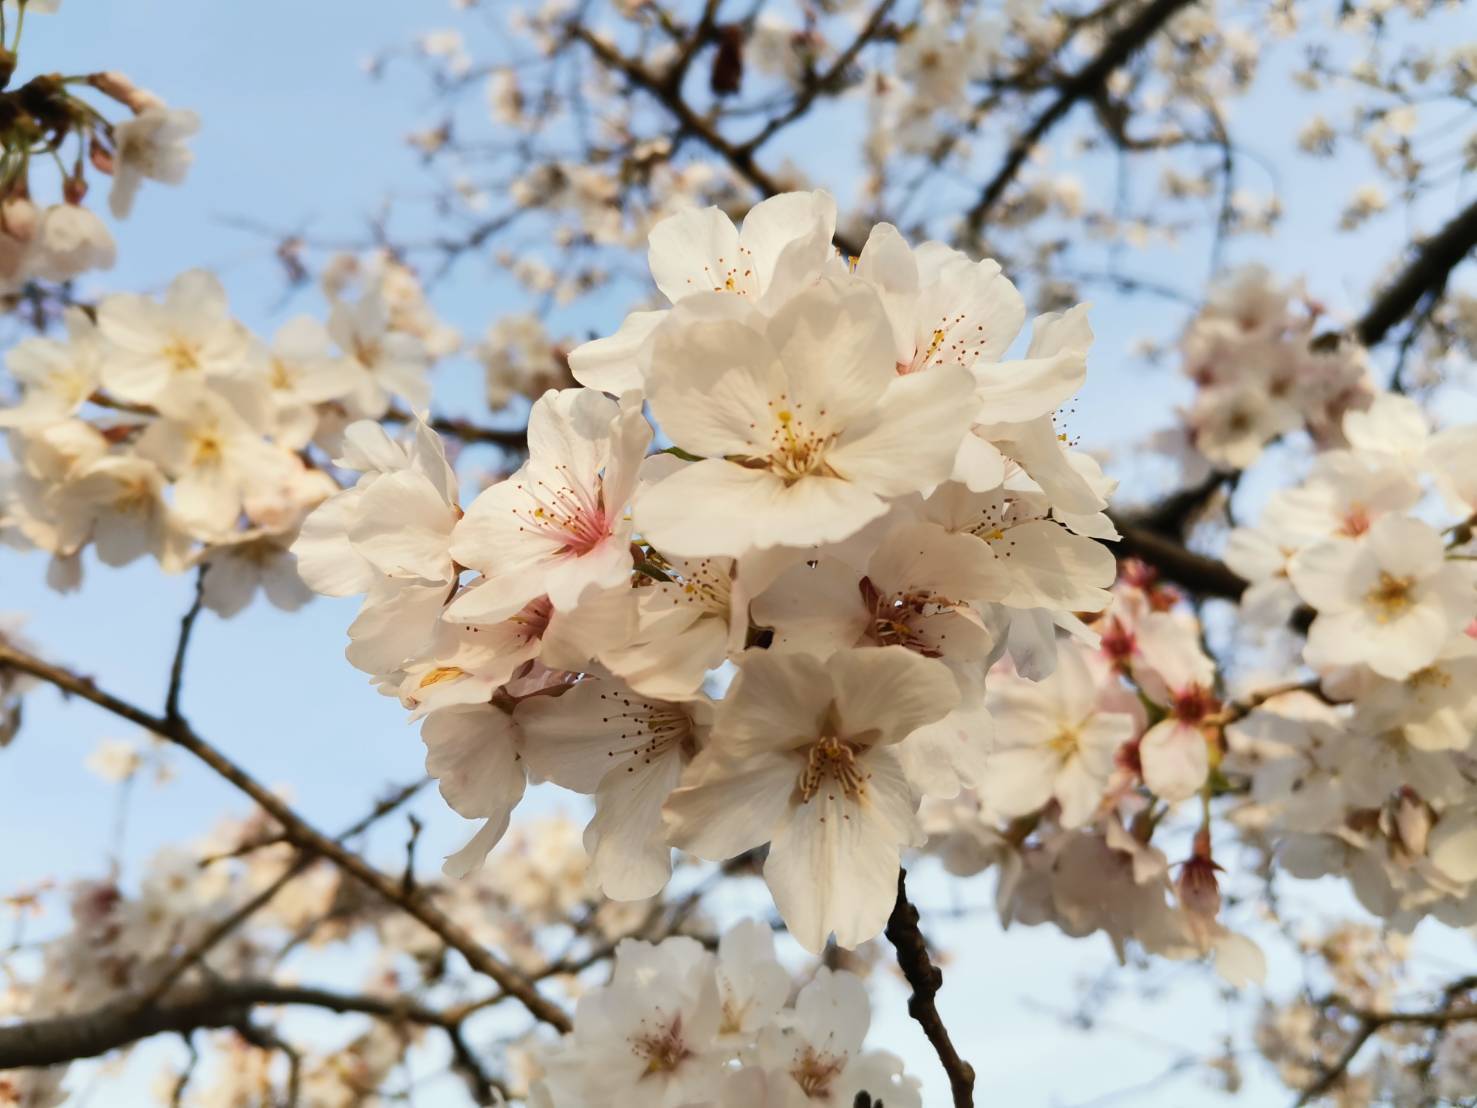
[0,47,16,91]
[710,25,744,97]
[62,175,87,204]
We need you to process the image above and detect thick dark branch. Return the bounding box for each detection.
[0,981,459,1070]
[384,407,530,450]
[1354,194,1477,347]
[885,869,975,1107]
[1112,519,1247,602]
[0,642,571,1034]
[964,0,1196,236]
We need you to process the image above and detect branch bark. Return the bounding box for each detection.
[1354,194,1477,348]
[1111,518,1247,601]
[0,980,464,1071]
[885,868,975,1107]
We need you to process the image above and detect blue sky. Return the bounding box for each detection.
[3,1,1476,1104]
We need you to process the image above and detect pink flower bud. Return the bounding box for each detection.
[1177,828,1223,932]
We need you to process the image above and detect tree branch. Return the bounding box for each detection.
[136,778,429,1010]
[0,642,571,1034]
[0,980,462,1070]
[885,868,975,1107]
[570,23,863,257]
[964,0,1196,236]
[1111,519,1248,602]
[1354,194,1477,348]
[741,0,898,153]
[1292,1003,1477,1106]
[164,568,206,724]
[383,407,530,450]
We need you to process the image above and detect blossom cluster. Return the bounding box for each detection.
[0,260,445,612]
[0,0,201,298]
[1255,924,1477,1105]
[526,922,920,1108]
[1223,391,1477,929]
[1179,266,1374,469]
[922,570,1268,987]
[293,189,1119,953]
[0,807,667,1107]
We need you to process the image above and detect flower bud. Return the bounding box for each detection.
[0,196,38,281]
[1176,828,1223,942]
[1393,788,1432,860]
[88,71,164,114]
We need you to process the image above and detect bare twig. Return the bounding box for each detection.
[742,0,897,152]
[570,22,863,257]
[885,868,975,1107]
[164,568,207,724]
[965,0,1197,235]
[137,778,430,1010]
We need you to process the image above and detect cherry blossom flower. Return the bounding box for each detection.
[108,105,200,220]
[747,968,922,1107]
[753,518,1008,670]
[1132,612,1218,801]
[664,647,957,952]
[327,290,431,417]
[0,309,103,429]
[561,936,726,1106]
[421,704,527,877]
[568,190,838,394]
[1291,514,1475,680]
[27,205,115,282]
[982,645,1140,827]
[447,387,651,624]
[520,678,711,898]
[135,380,296,539]
[96,269,250,404]
[635,276,976,556]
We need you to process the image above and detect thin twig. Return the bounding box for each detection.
[164,568,207,724]
[136,778,430,1010]
[885,868,975,1107]
[964,0,1197,235]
